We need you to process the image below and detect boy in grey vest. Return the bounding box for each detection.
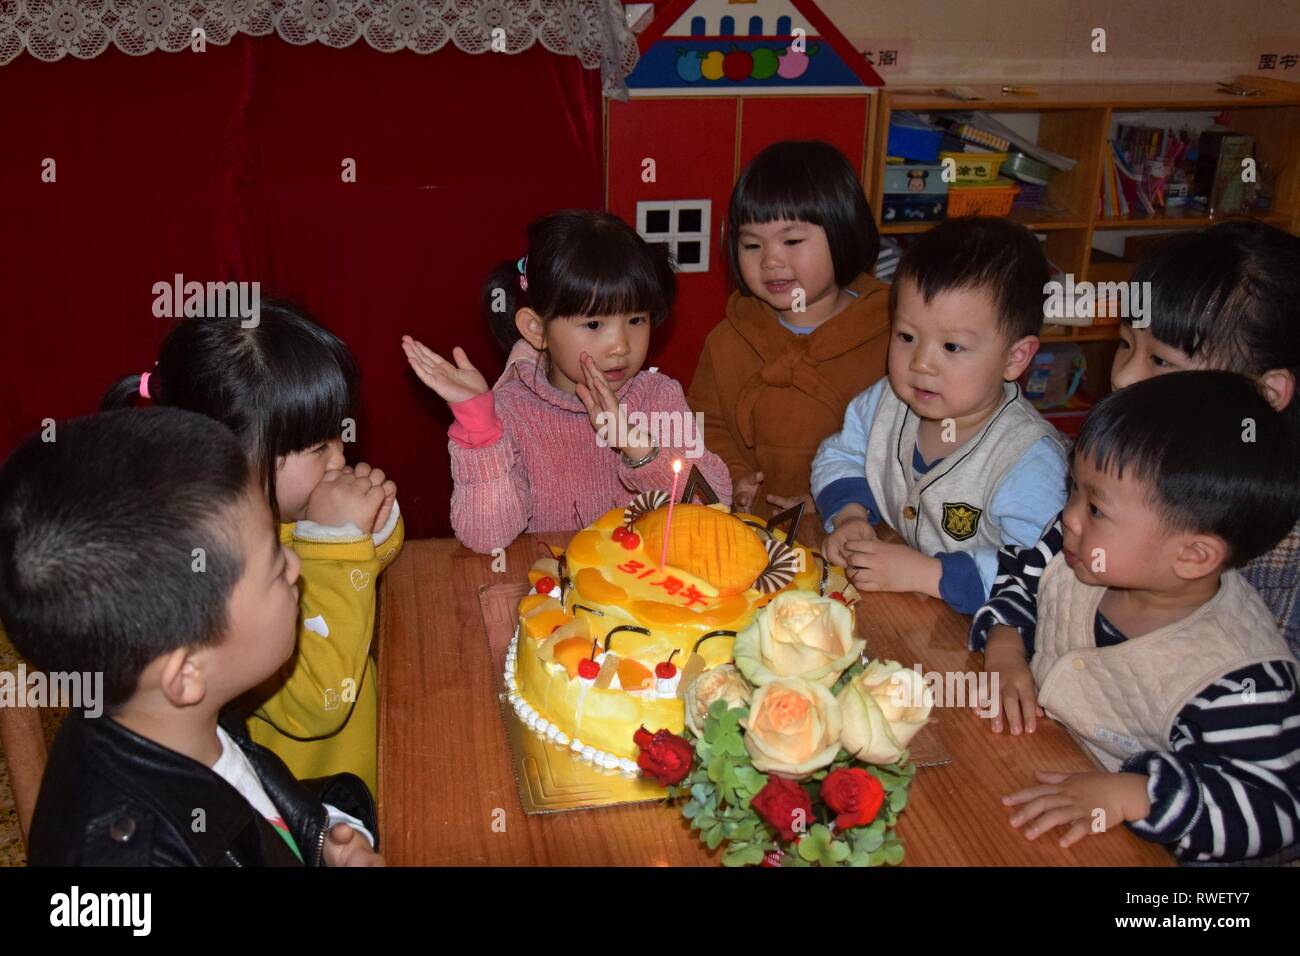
[992,372,1300,863]
[813,218,1067,613]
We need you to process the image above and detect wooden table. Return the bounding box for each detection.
[378,535,1173,866]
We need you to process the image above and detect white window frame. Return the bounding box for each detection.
[635,199,712,273]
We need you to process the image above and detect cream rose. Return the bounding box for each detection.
[683,664,752,737]
[743,678,843,779]
[733,590,863,688]
[837,661,933,765]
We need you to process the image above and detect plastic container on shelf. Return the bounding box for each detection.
[882,163,948,194]
[887,113,943,163]
[1001,151,1052,185]
[946,178,1020,217]
[1023,345,1086,410]
[939,150,1008,184]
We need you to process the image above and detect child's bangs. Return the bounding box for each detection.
[262,352,358,457]
[548,236,670,321]
[730,169,825,230]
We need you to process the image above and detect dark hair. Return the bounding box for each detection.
[0,409,251,711]
[728,140,879,293]
[890,216,1050,341]
[101,301,359,522]
[1129,220,1300,435]
[1074,370,1300,567]
[482,209,676,351]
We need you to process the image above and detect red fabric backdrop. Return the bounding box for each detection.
[0,37,604,538]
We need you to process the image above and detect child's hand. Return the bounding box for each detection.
[575,353,650,455]
[732,472,764,513]
[1003,771,1151,848]
[978,626,1043,734]
[350,462,397,535]
[321,822,386,867]
[402,336,488,404]
[822,507,876,566]
[843,539,941,598]
[304,467,387,531]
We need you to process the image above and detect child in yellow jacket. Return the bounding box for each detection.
[100,302,401,797]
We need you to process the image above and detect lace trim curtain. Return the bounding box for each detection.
[0,1,640,94]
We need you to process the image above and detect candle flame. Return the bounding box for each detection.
[672,459,682,474]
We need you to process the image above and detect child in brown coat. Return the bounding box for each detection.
[688,141,891,526]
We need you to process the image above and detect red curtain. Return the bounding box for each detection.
[0,36,604,538]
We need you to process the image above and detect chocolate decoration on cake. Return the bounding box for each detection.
[811,550,829,595]
[572,603,605,619]
[623,489,669,529]
[603,624,652,652]
[765,500,806,546]
[692,630,739,653]
[678,464,720,505]
[754,537,800,593]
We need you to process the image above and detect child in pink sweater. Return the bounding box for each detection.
[403,209,732,553]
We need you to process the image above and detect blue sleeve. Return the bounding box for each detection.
[938,436,1067,621]
[814,477,882,528]
[936,551,986,614]
[811,379,888,532]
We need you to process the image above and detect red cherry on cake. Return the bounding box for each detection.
[577,658,601,680]
[612,526,629,542]
[620,532,640,550]
[535,576,556,594]
[655,649,679,680]
[830,591,846,604]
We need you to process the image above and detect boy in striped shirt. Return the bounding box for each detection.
[985,372,1300,863]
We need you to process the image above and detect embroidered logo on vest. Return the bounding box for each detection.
[941,502,982,541]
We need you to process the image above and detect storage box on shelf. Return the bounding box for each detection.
[868,83,1300,345]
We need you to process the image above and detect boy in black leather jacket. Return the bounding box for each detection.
[0,408,384,866]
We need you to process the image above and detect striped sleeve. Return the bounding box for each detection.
[1121,660,1300,863]
[968,513,1064,654]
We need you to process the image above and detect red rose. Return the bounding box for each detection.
[633,726,694,786]
[820,767,885,831]
[751,776,814,842]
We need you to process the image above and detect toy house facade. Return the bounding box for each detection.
[608,0,884,385]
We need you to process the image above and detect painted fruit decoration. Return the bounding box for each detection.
[677,44,820,81]
[699,50,725,81]
[750,47,780,80]
[676,49,702,82]
[778,43,819,79]
[723,47,752,81]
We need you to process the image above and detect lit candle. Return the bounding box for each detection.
[661,459,683,568]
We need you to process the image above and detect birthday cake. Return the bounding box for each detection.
[503,488,858,771]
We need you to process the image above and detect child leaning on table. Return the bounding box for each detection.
[972,222,1300,679]
[992,372,1300,864]
[101,303,404,798]
[402,209,732,554]
[0,409,382,866]
[812,217,1068,613]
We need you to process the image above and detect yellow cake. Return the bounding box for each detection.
[503,495,857,769]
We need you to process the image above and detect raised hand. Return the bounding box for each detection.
[575,352,650,455]
[402,335,488,404]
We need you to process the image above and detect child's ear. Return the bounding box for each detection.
[1171,533,1228,583]
[1002,335,1040,382]
[515,308,547,351]
[1258,367,1296,414]
[157,646,208,709]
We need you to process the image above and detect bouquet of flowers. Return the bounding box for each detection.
[632,590,933,867]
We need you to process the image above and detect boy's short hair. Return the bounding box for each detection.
[890,217,1050,341]
[728,140,880,293]
[0,408,251,710]
[1074,370,1300,567]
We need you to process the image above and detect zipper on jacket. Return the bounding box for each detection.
[312,808,329,867]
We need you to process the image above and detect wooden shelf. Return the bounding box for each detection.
[869,82,1300,344]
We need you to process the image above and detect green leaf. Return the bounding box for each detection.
[796,837,821,862]
[690,783,710,805]
[889,788,909,813]
[704,826,726,850]
[827,840,852,864]
[682,800,702,820]
[866,847,888,867]
[721,842,766,867]
[883,842,905,866]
